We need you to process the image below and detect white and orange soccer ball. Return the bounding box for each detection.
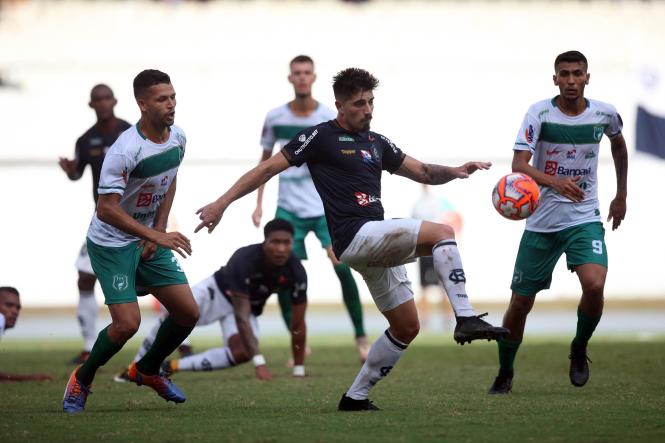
[492,173,540,220]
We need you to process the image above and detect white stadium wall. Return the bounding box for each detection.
[0,0,663,306]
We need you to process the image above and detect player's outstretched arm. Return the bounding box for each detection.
[608,134,628,230]
[512,150,585,202]
[252,150,273,228]
[290,302,307,377]
[97,193,192,258]
[195,152,290,234]
[395,155,491,185]
[230,292,271,380]
[58,157,83,180]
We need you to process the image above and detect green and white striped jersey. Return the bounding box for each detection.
[513,97,622,232]
[87,124,186,247]
[261,102,336,218]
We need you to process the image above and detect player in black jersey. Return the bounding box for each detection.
[117,219,308,381]
[58,84,131,365]
[196,68,509,410]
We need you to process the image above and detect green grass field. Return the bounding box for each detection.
[1,335,664,442]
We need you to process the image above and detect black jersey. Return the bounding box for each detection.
[281,120,406,258]
[74,119,131,203]
[213,243,308,316]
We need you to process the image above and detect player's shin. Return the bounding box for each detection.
[77,325,124,385]
[432,240,476,317]
[136,316,194,375]
[176,348,236,371]
[345,330,407,400]
[77,290,98,352]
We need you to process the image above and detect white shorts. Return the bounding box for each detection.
[191,275,258,343]
[340,218,422,312]
[75,241,95,275]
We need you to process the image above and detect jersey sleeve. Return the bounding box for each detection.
[223,249,254,295]
[379,135,406,173]
[97,153,133,196]
[288,258,308,305]
[260,113,276,153]
[513,110,541,153]
[74,137,87,176]
[605,107,623,138]
[281,127,321,167]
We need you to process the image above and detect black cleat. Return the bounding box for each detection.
[488,369,513,395]
[569,340,591,387]
[337,394,380,411]
[454,313,510,345]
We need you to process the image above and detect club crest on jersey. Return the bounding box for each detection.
[112,274,129,292]
[593,125,604,141]
[525,125,534,144]
[298,134,306,142]
[360,150,374,164]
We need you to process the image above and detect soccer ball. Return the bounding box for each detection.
[492,173,540,220]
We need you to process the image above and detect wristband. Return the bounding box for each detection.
[292,365,305,377]
[252,354,266,367]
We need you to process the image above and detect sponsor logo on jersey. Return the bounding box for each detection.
[593,125,604,141]
[298,134,306,142]
[544,161,558,175]
[340,149,356,155]
[294,129,318,155]
[379,135,399,154]
[338,135,354,142]
[557,166,592,176]
[368,135,376,142]
[133,146,143,162]
[89,137,103,146]
[525,125,534,144]
[136,192,166,207]
[567,149,577,159]
[161,175,169,186]
[112,274,129,291]
[354,192,381,206]
[122,167,128,184]
[546,149,561,156]
[89,148,104,157]
[133,210,156,221]
[360,150,374,164]
[585,151,597,159]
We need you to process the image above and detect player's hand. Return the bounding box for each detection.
[251,206,263,228]
[456,161,492,178]
[138,240,158,260]
[153,231,192,258]
[58,157,78,177]
[607,195,626,230]
[195,201,226,234]
[552,176,585,202]
[254,365,273,381]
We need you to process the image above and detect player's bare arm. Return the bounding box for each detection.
[395,155,491,185]
[97,193,192,258]
[512,150,585,202]
[139,175,179,260]
[607,133,628,230]
[230,291,272,381]
[195,152,290,234]
[252,150,273,227]
[290,301,307,371]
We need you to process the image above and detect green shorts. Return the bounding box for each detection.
[86,238,188,305]
[510,222,607,297]
[275,207,332,260]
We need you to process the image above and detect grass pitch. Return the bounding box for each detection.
[1,335,664,442]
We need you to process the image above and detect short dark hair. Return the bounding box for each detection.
[554,51,588,71]
[264,218,294,238]
[332,68,379,101]
[290,55,314,68]
[0,286,19,297]
[133,69,171,98]
[90,84,113,99]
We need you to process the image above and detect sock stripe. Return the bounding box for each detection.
[384,330,408,350]
[433,240,457,251]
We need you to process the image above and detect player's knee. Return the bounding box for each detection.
[509,295,534,317]
[178,305,200,328]
[582,280,604,298]
[434,223,455,241]
[77,273,96,292]
[393,319,420,343]
[112,318,141,341]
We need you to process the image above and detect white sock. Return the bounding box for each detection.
[432,240,476,317]
[346,330,407,400]
[177,347,236,371]
[133,316,165,362]
[77,290,98,352]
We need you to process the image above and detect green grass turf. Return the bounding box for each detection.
[1,335,664,442]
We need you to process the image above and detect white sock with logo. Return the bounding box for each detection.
[77,290,98,352]
[346,330,407,400]
[432,240,476,317]
[177,347,236,371]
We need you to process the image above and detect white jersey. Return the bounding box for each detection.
[513,97,622,232]
[261,102,336,218]
[0,313,5,339]
[87,124,186,247]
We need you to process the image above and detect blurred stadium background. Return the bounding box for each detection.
[1,0,664,339]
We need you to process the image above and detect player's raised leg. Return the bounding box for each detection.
[416,221,509,344]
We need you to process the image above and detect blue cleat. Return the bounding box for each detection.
[63,365,91,413]
[128,362,186,403]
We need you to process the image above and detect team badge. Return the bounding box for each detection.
[360,150,374,164]
[593,125,604,141]
[112,274,129,292]
[298,134,306,142]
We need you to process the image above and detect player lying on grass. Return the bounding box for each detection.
[115,219,308,381]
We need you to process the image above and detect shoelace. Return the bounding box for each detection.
[65,381,90,402]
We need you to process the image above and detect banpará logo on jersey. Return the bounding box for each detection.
[338,135,354,142]
[360,150,374,165]
[354,192,380,207]
[593,125,604,141]
[544,161,558,175]
[298,134,306,142]
[294,130,318,155]
[525,125,534,144]
[557,166,592,176]
[136,192,166,208]
[567,149,576,159]
[585,150,597,159]
[112,274,129,292]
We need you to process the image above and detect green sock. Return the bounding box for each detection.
[277,290,293,330]
[334,263,366,337]
[498,339,522,373]
[76,325,123,385]
[136,316,193,375]
[573,307,602,347]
